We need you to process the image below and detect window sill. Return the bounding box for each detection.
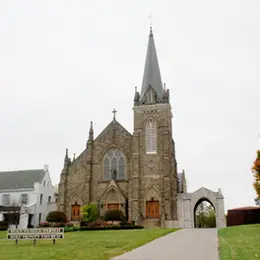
[146,152,157,155]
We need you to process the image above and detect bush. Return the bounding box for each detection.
[51,222,66,227]
[0,221,8,230]
[120,220,133,226]
[80,204,99,225]
[104,209,126,222]
[46,211,67,223]
[87,219,106,227]
[38,222,74,228]
[64,226,80,232]
[38,222,51,227]
[80,225,144,231]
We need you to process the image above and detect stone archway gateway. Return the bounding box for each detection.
[176,187,226,229]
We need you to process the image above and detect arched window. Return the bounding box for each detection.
[146,120,157,154]
[147,91,154,104]
[103,149,126,180]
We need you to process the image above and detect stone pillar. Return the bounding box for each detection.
[216,198,226,228]
[57,173,67,213]
[131,131,140,223]
[0,213,3,221]
[160,125,174,220]
[85,140,93,203]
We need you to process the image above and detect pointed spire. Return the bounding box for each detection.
[149,26,153,36]
[140,27,164,101]
[88,121,94,141]
[64,148,71,167]
[64,148,68,162]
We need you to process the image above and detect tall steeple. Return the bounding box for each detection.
[139,27,164,102]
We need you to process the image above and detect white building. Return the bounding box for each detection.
[0,165,57,228]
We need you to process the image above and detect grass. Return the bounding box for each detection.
[0,231,6,239]
[0,228,177,260]
[218,224,260,260]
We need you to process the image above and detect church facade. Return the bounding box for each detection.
[57,28,226,228]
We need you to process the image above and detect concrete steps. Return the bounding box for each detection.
[142,219,161,228]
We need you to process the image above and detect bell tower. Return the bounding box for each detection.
[131,27,178,224]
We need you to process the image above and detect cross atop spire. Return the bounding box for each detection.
[112,109,117,120]
[148,13,153,28]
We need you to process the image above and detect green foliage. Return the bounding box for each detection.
[80,225,144,231]
[252,150,260,203]
[195,201,216,228]
[0,221,8,231]
[80,204,99,224]
[46,211,67,223]
[104,209,126,222]
[64,226,80,232]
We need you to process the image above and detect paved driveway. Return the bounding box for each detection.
[112,229,219,260]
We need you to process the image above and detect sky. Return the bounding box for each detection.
[0,0,259,212]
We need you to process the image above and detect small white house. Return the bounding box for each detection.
[0,165,57,228]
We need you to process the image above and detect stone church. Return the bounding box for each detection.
[57,27,226,228]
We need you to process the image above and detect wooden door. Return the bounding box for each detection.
[146,201,159,219]
[71,205,80,221]
[107,204,120,210]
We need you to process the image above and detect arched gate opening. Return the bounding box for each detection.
[193,197,216,228]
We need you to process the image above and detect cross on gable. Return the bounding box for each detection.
[112,109,117,120]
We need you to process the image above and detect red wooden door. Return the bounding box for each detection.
[71,205,80,221]
[146,201,159,219]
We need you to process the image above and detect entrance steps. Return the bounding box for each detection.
[142,219,160,228]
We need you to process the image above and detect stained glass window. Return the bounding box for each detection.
[146,120,157,154]
[103,149,126,180]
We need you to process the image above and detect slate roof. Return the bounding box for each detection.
[0,169,46,190]
[140,27,164,101]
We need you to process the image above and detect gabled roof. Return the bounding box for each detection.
[0,169,46,190]
[99,179,126,203]
[95,119,132,141]
[140,27,164,101]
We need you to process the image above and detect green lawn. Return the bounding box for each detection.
[0,228,176,260]
[0,231,6,239]
[218,224,260,260]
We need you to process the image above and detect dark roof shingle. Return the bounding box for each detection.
[0,169,45,190]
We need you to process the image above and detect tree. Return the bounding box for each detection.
[46,211,67,223]
[252,150,260,205]
[195,201,216,228]
[80,204,99,224]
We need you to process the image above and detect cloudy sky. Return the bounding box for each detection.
[0,0,259,211]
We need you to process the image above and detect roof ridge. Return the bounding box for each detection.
[0,168,43,173]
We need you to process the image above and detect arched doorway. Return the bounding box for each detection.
[193,198,216,228]
[71,202,81,222]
